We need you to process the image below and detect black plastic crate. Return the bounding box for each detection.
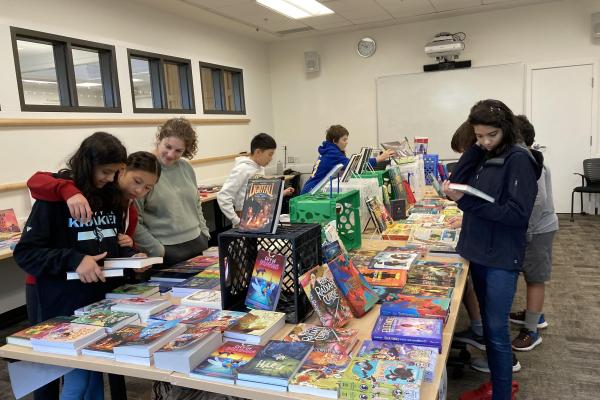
[218,223,322,323]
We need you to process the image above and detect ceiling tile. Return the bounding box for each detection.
[302,14,354,30]
[216,2,307,32]
[183,0,243,9]
[375,0,436,18]
[347,15,395,25]
[429,0,482,12]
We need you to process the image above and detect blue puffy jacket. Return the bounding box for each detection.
[450,144,542,270]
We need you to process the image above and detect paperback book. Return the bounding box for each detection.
[175,255,219,269]
[102,257,163,270]
[401,283,453,298]
[148,305,216,325]
[223,309,286,345]
[181,290,222,309]
[154,326,222,373]
[194,310,247,332]
[105,283,159,299]
[71,310,139,333]
[327,254,379,317]
[0,208,20,241]
[6,316,75,347]
[289,351,351,399]
[237,178,284,234]
[245,249,284,311]
[109,297,172,322]
[82,324,143,359]
[31,324,106,356]
[171,276,220,298]
[283,323,359,355]
[112,320,187,360]
[380,295,451,323]
[299,264,353,328]
[371,315,443,353]
[407,227,459,252]
[356,267,407,289]
[366,196,394,233]
[448,183,495,203]
[407,264,458,287]
[189,341,263,383]
[369,250,419,270]
[348,249,378,269]
[74,299,120,316]
[381,223,414,241]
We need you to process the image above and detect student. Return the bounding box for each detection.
[443,100,541,400]
[509,115,558,350]
[14,132,140,400]
[217,133,294,226]
[301,125,394,194]
[134,117,210,266]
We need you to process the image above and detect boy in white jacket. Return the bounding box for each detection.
[217,133,293,226]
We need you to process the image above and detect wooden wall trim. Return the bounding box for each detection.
[0,118,250,128]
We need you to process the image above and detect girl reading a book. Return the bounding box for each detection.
[443,99,541,400]
[14,132,140,400]
[301,125,394,194]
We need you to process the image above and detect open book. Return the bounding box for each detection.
[448,183,495,203]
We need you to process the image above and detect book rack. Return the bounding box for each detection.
[218,224,322,324]
[289,190,361,251]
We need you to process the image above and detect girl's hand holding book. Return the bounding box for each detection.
[75,252,107,283]
[442,180,464,202]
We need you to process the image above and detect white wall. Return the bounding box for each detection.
[269,0,600,170]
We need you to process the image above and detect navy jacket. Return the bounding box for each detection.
[14,200,136,320]
[301,141,376,194]
[450,144,542,270]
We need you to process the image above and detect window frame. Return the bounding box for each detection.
[10,27,121,113]
[127,49,195,114]
[199,61,246,115]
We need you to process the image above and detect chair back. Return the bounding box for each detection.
[583,158,600,184]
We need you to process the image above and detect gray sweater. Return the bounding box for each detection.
[134,159,209,257]
[528,165,559,235]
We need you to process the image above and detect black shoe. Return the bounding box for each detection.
[453,327,486,351]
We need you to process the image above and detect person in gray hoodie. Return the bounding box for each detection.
[217,133,293,227]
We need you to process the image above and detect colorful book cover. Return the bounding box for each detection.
[190,341,263,381]
[109,283,158,296]
[149,305,216,325]
[357,267,407,288]
[83,325,142,355]
[357,340,437,382]
[283,323,359,355]
[348,249,379,269]
[8,317,75,342]
[380,295,450,322]
[299,264,353,328]
[366,197,394,233]
[322,240,344,263]
[238,178,283,234]
[33,324,104,344]
[381,223,414,240]
[225,309,284,337]
[369,250,419,270]
[195,310,247,332]
[157,326,217,352]
[371,315,443,352]
[327,254,379,317]
[117,320,181,347]
[408,227,459,252]
[181,290,222,308]
[387,167,406,201]
[237,340,313,383]
[176,255,219,268]
[289,351,350,391]
[401,283,453,298]
[75,299,120,315]
[0,208,20,240]
[71,310,136,328]
[245,250,284,311]
[407,264,458,287]
[195,267,220,279]
[174,276,220,291]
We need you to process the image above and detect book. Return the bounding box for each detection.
[74,299,120,316]
[371,315,443,353]
[309,163,345,195]
[238,178,284,234]
[299,264,353,328]
[154,326,222,373]
[67,269,125,280]
[102,256,163,270]
[357,340,438,382]
[340,154,361,182]
[327,254,379,317]
[355,147,373,175]
[244,249,284,311]
[193,310,247,332]
[357,267,407,288]
[369,250,419,270]
[181,290,222,309]
[6,317,75,347]
[448,183,495,203]
[381,222,413,240]
[189,341,263,383]
[380,295,451,323]
[283,323,359,355]
[149,268,199,283]
[401,283,453,298]
[171,276,221,298]
[112,320,187,359]
[81,324,144,359]
[429,173,446,198]
[31,324,106,355]
[366,196,394,233]
[348,249,379,269]
[414,136,429,155]
[174,255,219,268]
[148,305,216,325]
[109,297,172,322]
[288,351,351,398]
[381,139,414,158]
[407,226,460,252]
[388,167,406,201]
[223,309,286,345]
[105,283,159,299]
[0,208,20,241]
[71,310,139,333]
[407,264,458,287]
[236,340,313,387]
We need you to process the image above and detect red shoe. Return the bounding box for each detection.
[459,381,520,400]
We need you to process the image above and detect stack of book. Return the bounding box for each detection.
[223,309,286,345]
[181,290,222,309]
[194,310,247,332]
[7,317,75,347]
[407,261,460,287]
[110,297,172,322]
[380,295,451,324]
[189,341,263,383]
[371,315,443,354]
[106,283,160,299]
[154,326,222,373]
[282,323,359,355]
[171,276,220,298]
[71,310,139,333]
[288,351,351,398]
[30,323,106,356]
[67,257,163,280]
[148,305,217,326]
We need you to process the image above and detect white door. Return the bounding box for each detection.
[530,64,594,213]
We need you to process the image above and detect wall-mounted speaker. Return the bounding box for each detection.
[592,12,600,38]
[304,51,320,73]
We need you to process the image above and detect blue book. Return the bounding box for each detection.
[380,295,450,323]
[371,315,443,353]
[244,250,284,311]
[189,341,263,383]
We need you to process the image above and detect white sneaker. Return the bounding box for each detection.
[470,354,521,373]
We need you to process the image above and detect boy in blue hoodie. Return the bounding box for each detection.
[301,125,394,194]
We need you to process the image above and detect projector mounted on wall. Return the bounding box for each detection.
[423,32,471,72]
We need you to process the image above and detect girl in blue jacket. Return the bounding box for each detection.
[443,100,541,400]
[301,125,394,194]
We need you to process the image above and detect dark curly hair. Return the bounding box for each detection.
[156,117,198,159]
[450,120,476,153]
[468,99,521,157]
[126,151,162,180]
[516,115,535,147]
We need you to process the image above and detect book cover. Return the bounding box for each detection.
[348,249,378,269]
[174,276,220,291]
[299,264,353,328]
[322,240,344,263]
[156,326,217,353]
[448,183,495,203]
[71,310,137,330]
[83,325,142,355]
[237,178,283,234]
[245,250,284,311]
[369,250,419,270]
[31,324,105,347]
[236,340,313,385]
[190,341,263,382]
[149,305,216,325]
[387,167,406,201]
[7,317,75,346]
[382,223,413,240]
[366,196,394,233]
[181,290,222,309]
[401,283,453,298]
[380,295,450,322]
[195,267,220,279]
[283,324,358,355]
[340,154,361,182]
[407,227,459,252]
[355,147,372,175]
[327,254,379,317]
[289,351,350,393]
[371,315,443,352]
[194,310,247,332]
[414,136,429,155]
[407,264,458,287]
[107,283,158,298]
[74,299,120,316]
[116,320,181,347]
[175,255,219,268]
[0,208,20,240]
[357,267,407,288]
[225,309,285,337]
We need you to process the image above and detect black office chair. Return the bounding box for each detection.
[570,158,600,222]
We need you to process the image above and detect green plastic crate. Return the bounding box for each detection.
[357,170,396,202]
[289,190,362,250]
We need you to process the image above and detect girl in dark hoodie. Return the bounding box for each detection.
[443,100,541,400]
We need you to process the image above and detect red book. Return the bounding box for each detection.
[402,180,416,204]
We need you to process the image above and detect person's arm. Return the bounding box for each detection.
[527,168,546,233]
[189,167,211,239]
[448,144,486,184]
[368,149,395,167]
[133,198,165,257]
[27,172,92,222]
[217,167,246,226]
[454,154,538,227]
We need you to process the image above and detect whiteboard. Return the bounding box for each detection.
[376,63,525,159]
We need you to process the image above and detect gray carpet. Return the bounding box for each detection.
[0,214,598,399]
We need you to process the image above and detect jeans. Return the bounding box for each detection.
[60,369,103,400]
[470,262,519,400]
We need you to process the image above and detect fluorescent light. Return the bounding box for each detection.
[256,0,333,19]
[76,82,102,87]
[22,79,57,85]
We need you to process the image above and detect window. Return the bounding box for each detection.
[199,62,245,114]
[11,27,120,112]
[127,50,194,113]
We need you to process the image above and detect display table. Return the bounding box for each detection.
[0,238,467,400]
[0,248,12,261]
